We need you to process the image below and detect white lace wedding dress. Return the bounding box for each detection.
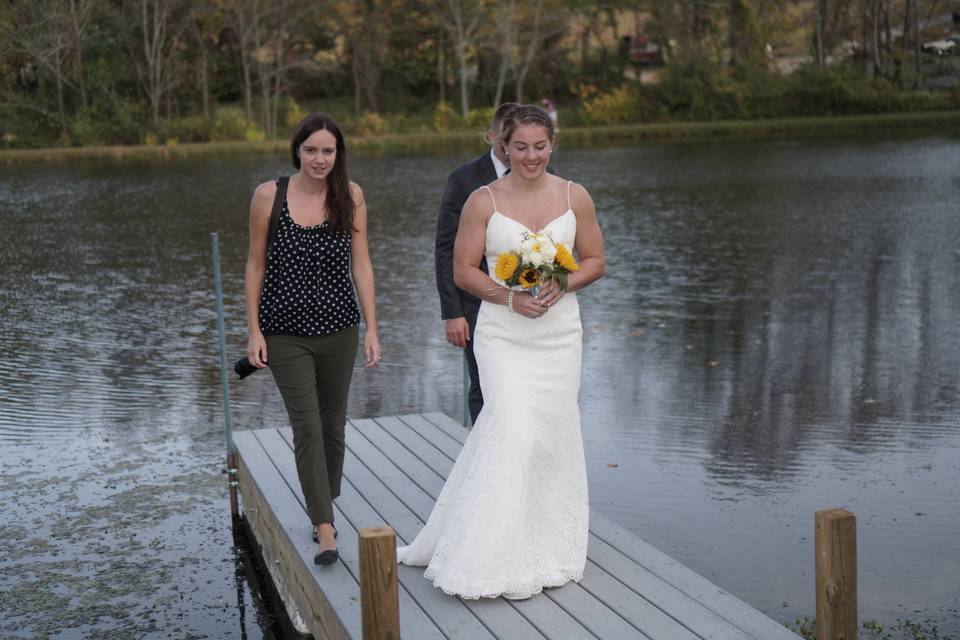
[397,181,588,599]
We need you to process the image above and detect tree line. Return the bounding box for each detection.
[1,0,957,148]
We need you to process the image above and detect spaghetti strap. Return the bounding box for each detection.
[481,185,498,212]
[566,180,573,210]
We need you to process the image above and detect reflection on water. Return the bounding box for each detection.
[1,133,959,635]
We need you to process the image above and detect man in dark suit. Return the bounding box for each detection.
[435,103,519,425]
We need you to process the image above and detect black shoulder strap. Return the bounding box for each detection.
[267,176,289,249]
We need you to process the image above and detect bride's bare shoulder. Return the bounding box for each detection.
[455,188,494,243]
[568,182,596,220]
[463,186,496,220]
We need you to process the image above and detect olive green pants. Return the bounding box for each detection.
[266,326,358,525]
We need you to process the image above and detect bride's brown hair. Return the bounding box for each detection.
[497,104,555,148]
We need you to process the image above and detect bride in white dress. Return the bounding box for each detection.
[397,104,606,600]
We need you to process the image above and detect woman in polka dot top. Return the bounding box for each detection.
[244,113,381,567]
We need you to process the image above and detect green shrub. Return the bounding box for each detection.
[379,112,435,134]
[0,109,52,148]
[467,106,495,130]
[779,65,862,116]
[285,97,308,128]
[70,102,143,146]
[155,116,211,144]
[653,60,748,120]
[243,125,266,142]
[356,111,387,136]
[433,101,464,133]
[582,63,960,124]
[584,85,660,125]
[210,107,248,141]
[388,114,412,134]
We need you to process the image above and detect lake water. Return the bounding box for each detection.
[1,132,959,638]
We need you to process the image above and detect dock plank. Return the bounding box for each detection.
[576,562,700,640]
[348,423,652,640]
[395,413,463,459]
[391,416,797,640]
[588,513,801,640]
[585,535,751,640]
[367,418,706,640]
[420,412,469,443]
[352,418,446,496]
[234,429,358,639]
[337,425,600,640]
[275,428,527,640]
[419,412,800,640]
[498,594,597,640]
[375,415,454,477]
[252,428,447,640]
[235,416,802,640]
[339,431,550,640]
[346,422,439,519]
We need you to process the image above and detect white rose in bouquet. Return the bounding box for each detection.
[520,232,557,268]
[538,233,558,262]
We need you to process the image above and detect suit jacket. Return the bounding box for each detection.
[435,153,496,320]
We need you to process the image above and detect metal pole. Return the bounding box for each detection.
[211,232,239,518]
[462,352,471,427]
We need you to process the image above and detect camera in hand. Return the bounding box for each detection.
[234,356,261,379]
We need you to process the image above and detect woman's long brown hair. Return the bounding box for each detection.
[290,113,356,233]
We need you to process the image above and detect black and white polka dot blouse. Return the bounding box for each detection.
[258,199,361,337]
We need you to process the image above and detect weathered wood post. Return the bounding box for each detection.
[359,526,400,640]
[815,508,857,640]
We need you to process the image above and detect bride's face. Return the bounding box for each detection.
[505,124,552,179]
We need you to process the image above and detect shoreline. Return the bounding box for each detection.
[2,110,960,165]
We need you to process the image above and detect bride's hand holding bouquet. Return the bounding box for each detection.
[495,230,579,318]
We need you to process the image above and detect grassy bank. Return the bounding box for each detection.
[0,132,482,166]
[3,110,960,166]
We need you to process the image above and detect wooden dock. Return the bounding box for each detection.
[234,413,802,640]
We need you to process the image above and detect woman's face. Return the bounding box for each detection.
[298,129,337,181]
[504,123,552,179]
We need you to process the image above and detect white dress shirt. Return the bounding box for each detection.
[490,149,508,179]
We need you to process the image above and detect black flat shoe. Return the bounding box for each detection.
[312,525,337,543]
[314,548,339,565]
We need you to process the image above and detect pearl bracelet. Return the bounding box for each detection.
[506,290,515,312]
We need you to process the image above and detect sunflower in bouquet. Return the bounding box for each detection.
[494,231,579,294]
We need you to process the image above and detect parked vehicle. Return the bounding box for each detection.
[921,39,957,55]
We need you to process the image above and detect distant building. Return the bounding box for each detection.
[623,34,663,66]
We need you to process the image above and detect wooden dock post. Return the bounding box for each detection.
[359,526,400,640]
[815,508,857,640]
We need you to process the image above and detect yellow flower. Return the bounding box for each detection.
[519,268,541,289]
[495,252,520,281]
[554,243,579,271]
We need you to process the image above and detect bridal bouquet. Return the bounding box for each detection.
[494,231,579,293]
